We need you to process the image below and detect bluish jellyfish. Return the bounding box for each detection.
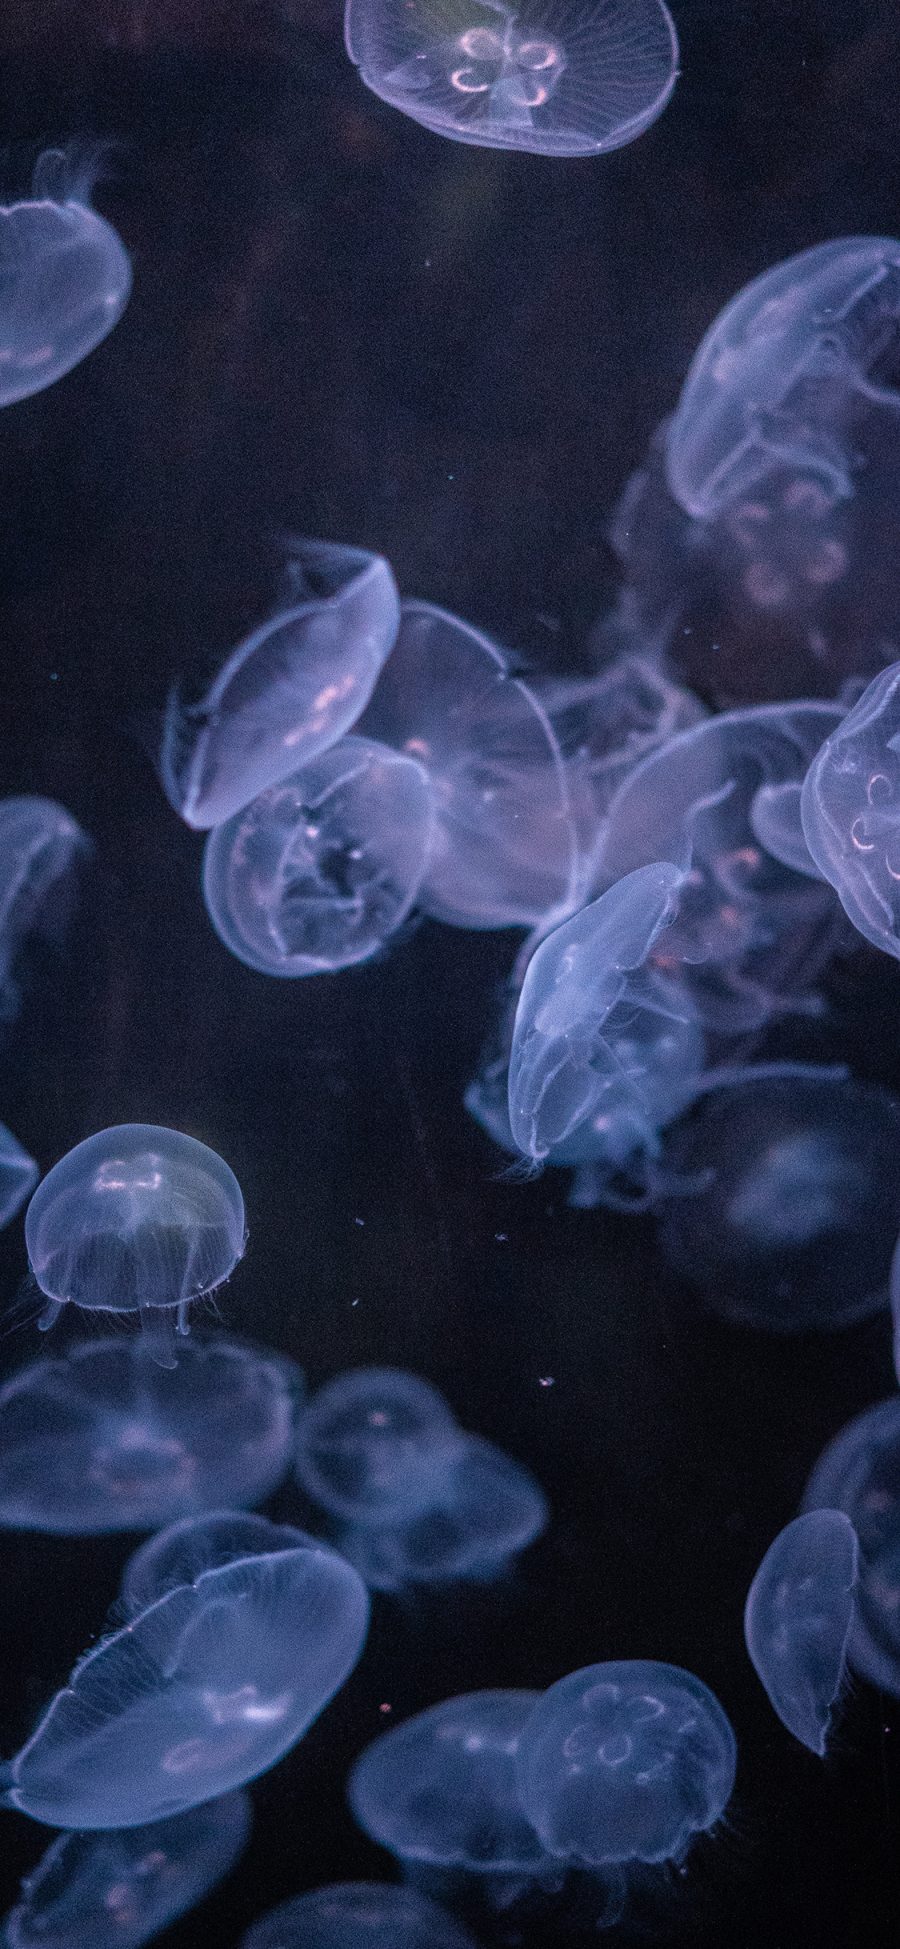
[294,1368,460,1523]
[344,0,678,156]
[24,1124,246,1348]
[0,1334,300,1533]
[800,659,900,959]
[749,778,826,877]
[515,1661,736,1866]
[0,1123,38,1229]
[360,601,576,930]
[804,1399,900,1699]
[242,1882,478,1949]
[0,797,90,1023]
[0,147,131,408]
[4,1790,251,1949]
[201,737,434,977]
[160,541,400,829]
[655,1068,900,1331]
[743,1510,859,1755]
[334,1432,548,1590]
[121,1510,313,1614]
[0,1530,369,1828]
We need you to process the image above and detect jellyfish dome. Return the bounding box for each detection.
[294,1367,460,1523]
[0,797,90,1019]
[344,0,678,157]
[160,540,400,829]
[24,1125,245,1338]
[336,1432,548,1589]
[1,1530,369,1828]
[201,737,434,977]
[0,1123,38,1229]
[803,1399,900,1699]
[4,1790,251,1949]
[744,1510,859,1755]
[0,147,131,408]
[121,1510,314,1614]
[515,1660,736,1867]
[800,659,900,961]
[242,1881,478,1949]
[0,1334,300,1534]
[348,1691,546,1875]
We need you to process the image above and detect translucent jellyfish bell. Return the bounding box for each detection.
[0,797,90,1022]
[0,1335,300,1534]
[160,541,401,829]
[360,601,576,929]
[4,1790,251,1949]
[803,1400,900,1699]
[242,1882,479,1949]
[1,1532,369,1828]
[744,1511,859,1755]
[800,659,900,960]
[665,236,900,522]
[24,1124,246,1343]
[202,737,434,977]
[335,1432,548,1589]
[0,1123,38,1228]
[0,147,131,408]
[345,0,678,157]
[294,1367,460,1523]
[515,1660,736,1867]
[121,1511,315,1614]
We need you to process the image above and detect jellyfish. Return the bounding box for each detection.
[160,541,400,829]
[120,1510,314,1611]
[23,1124,246,1350]
[0,797,90,1024]
[0,147,131,408]
[4,1790,251,1949]
[0,1335,300,1533]
[294,1368,460,1524]
[359,601,576,929]
[242,1882,479,1949]
[344,0,678,156]
[515,1660,736,1867]
[334,1432,548,1590]
[655,1068,900,1331]
[803,1399,900,1699]
[0,1529,369,1828]
[800,658,900,960]
[743,1510,859,1755]
[201,737,434,977]
[0,1123,38,1229]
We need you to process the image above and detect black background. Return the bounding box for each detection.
[2,1,900,1942]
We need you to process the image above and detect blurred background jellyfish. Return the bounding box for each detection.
[294,1368,460,1524]
[0,146,131,408]
[160,541,400,829]
[0,797,90,1028]
[334,1433,548,1590]
[241,1881,479,1949]
[0,1527,369,1828]
[359,601,577,929]
[801,658,900,959]
[744,1510,859,1755]
[201,737,434,977]
[0,1335,300,1533]
[23,1124,245,1349]
[515,1660,736,1868]
[655,1068,900,1331]
[344,0,678,156]
[804,1399,900,1699]
[4,1789,251,1949]
[0,1123,38,1229]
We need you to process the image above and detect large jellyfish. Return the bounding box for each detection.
[242,1882,479,1949]
[0,147,131,407]
[744,1510,859,1754]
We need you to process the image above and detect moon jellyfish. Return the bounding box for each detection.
[242,1882,478,1949]
[0,1530,369,1828]
[294,1368,459,1523]
[334,1433,547,1589]
[800,659,900,960]
[344,0,678,157]
[160,541,400,829]
[515,1661,736,1866]
[656,1069,900,1331]
[201,737,434,977]
[0,797,90,1023]
[0,1335,299,1533]
[803,1399,900,1698]
[4,1790,251,1949]
[360,602,576,929]
[0,1123,38,1228]
[743,1511,858,1754]
[0,147,131,408]
[24,1124,245,1345]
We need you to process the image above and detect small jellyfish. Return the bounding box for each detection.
[344,0,678,157]
[743,1510,859,1754]
[242,1881,478,1949]
[655,1068,900,1331]
[0,1334,300,1533]
[4,1790,251,1949]
[24,1124,245,1348]
[0,1123,38,1229]
[0,1528,369,1828]
[160,541,401,829]
[334,1432,548,1590]
[360,601,576,929]
[202,737,434,977]
[294,1368,460,1523]
[0,797,90,1023]
[800,658,900,960]
[0,147,131,407]
[515,1660,736,1867]
[803,1399,900,1699]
